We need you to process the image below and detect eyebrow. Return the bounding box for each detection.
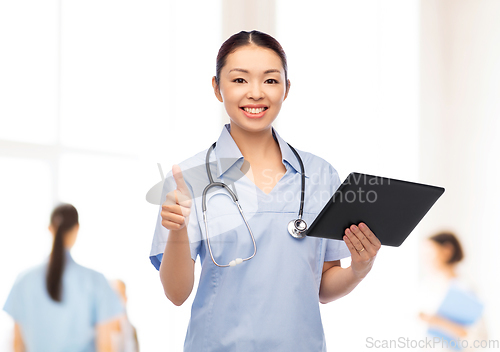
[228,68,281,74]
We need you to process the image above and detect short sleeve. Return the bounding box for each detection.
[3,274,26,325]
[324,165,351,261]
[149,166,203,270]
[93,273,124,324]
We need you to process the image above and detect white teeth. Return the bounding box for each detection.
[243,107,266,113]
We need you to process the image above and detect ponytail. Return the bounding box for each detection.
[46,204,79,302]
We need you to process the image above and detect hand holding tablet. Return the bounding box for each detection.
[343,222,382,279]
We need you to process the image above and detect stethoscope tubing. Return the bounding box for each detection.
[203,143,257,267]
[202,140,306,267]
[287,142,305,220]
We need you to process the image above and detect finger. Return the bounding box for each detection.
[172,164,190,197]
[162,203,191,218]
[343,235,360,258]
[345,228,364,252]
[165,189,192,208]
[174,189,192,209]
[358,222,382,249]
[162,203,182,215]
[161,219,184,230]
[161,211,185,225]
[350,224,374,253]
[165,191,177,205]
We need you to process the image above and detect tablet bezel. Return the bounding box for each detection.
[305,172,445,247]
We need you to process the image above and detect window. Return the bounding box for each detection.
[0,1,221,350]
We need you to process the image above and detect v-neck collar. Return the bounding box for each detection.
[214,123,307,180]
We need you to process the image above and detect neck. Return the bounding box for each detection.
[229,122,280,162]
[438,263,457,279]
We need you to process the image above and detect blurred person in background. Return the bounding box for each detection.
[2,203,124,352]
[109,279,139,352]
[419,232,488,351]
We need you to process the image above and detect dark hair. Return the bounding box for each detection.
[429,232,464,265]
[46,203,79,302]
[215,30,289,89]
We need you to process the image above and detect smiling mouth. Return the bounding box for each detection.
[240,107,268,114]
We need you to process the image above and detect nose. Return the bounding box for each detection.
[246,82,264,100]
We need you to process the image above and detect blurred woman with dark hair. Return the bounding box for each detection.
[3,203,124,352]
[419,232,488,351]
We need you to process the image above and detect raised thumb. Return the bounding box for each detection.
[172,164,190,196]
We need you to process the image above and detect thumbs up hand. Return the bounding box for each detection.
[161,164,193,231]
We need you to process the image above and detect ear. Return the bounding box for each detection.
[212,76,223,102]
[283,79,291,101]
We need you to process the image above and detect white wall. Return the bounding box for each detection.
[420,0,500,343]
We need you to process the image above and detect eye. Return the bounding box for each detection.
[233,78,246,83]
[265,79,279,84]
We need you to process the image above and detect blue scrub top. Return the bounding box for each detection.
[150,123,351,352]
[3,250,124,352]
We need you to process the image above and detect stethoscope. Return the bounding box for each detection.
[202,141,307,267]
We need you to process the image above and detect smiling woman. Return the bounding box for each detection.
[149,30,381,352]
[213,44,290,133]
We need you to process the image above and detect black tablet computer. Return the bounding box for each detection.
[305,172,445,246]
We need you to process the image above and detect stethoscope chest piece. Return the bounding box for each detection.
[288,218,308,239]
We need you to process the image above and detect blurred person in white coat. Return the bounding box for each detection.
[110,280,139,352]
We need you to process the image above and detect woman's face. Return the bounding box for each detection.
[212,45,290,133]
[421,239,453,269]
